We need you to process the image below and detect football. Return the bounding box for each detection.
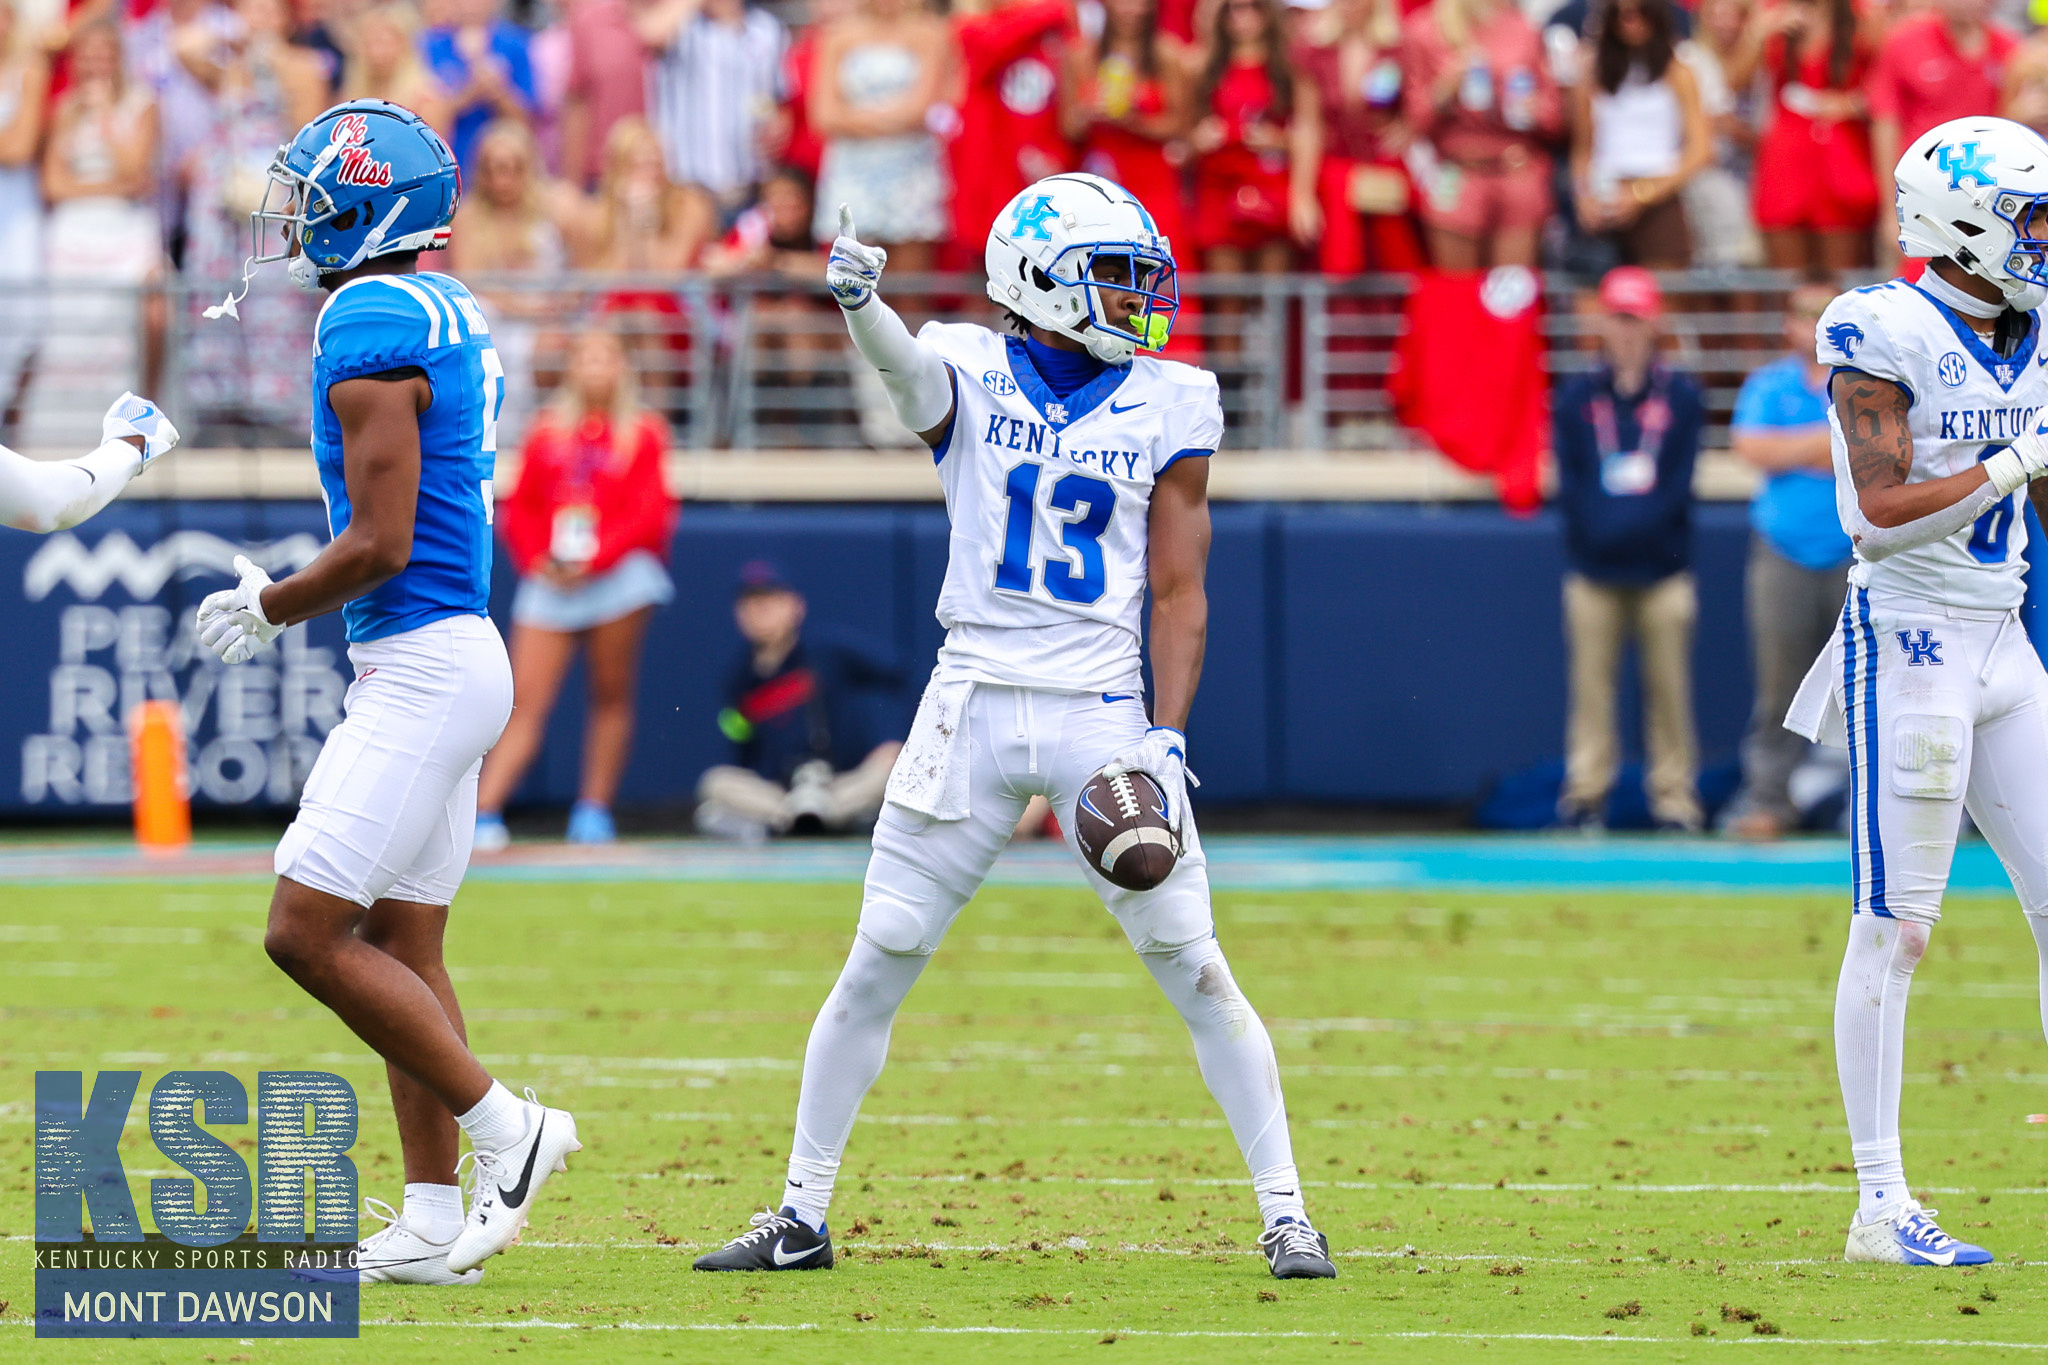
[1073,767,1180,891]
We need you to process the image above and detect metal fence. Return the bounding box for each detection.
[8,269,1839,455]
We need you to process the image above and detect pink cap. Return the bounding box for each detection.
[1598,266,1662,320]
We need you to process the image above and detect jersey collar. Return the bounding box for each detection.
[1903,280,2038,392]
[1004,335,1131,431]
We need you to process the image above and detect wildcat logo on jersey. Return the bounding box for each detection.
[1826,322,1865,360]
[1939,142,1997,191]
[1897,629,1944,666]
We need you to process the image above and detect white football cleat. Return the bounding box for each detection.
[1844,1199,1992,1266]
[356,1198,482,1286]
[446,1090,580,1274]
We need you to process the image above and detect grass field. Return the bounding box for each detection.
[8,853,2048,1361]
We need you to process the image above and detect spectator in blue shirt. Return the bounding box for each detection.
[1553,266,1706,831]
[1724,283,1852,839]
[421,0,536,174]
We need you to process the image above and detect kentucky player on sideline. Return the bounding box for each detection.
[693,175,1338,1280]
[1792,115,2048,1266]
[193,100,578,1284]
[0,394,178,534]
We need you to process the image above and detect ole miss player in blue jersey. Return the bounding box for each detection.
[196,100,579,1285]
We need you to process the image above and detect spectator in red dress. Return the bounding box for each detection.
[950,0,1072,261]
[1733,0,1874,273]
[1868,0,2016,265]
[476,324,680,851]
[1060,0,1190,255]
[1188,0,1320,278]
[1400,0,1559,269]
[1294,0,1423,273]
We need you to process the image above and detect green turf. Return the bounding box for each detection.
[7,875,2048,1362]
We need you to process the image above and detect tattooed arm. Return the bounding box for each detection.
[1835,372,1995,527]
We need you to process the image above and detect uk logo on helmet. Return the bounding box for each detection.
[1010,195,1059,242]
[1938,142,1997,191]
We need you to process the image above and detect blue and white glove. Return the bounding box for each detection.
[1103,726,1199,840]
[196,555,284,665]
[102,392,180,467]
[825,204,888,310]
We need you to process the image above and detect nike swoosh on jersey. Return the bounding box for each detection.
[1109,401,1144,414]
[772,1239,826,1266]
[498,1114,545,1207]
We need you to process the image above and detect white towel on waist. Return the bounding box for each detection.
[884,677,976,820]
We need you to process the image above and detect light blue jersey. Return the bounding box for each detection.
[311,270,505,643]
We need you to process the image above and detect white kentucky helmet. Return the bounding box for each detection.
[985,173,1178,364]
[1897,116,2048,311]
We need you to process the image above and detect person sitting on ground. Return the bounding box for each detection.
[695,561,906,840]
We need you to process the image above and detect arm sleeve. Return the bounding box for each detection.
[1845,481,2007,561]
[0,440,144,535]
[842,302,955,432]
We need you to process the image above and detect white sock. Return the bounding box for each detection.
[1834,917,1928,1224]
[456,1081,529,1153]
[403,1182,463,1243]
[1852,1140,1909,1223]
[782,1156,837,1232]
[1253,1163,1308,1227]
[1138,941,1305,1225]
[784,938,929,1231]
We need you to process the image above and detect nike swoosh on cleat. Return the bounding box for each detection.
[1909,1247,1957,1266]
[1109,401,1144,414]
[498,1114,546,1207]
[772,1240,825,1266]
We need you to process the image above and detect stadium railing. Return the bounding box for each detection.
[7,269,1836,485]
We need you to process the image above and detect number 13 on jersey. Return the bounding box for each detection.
[992,461,1117,606]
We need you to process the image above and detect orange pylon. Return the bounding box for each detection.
[129,700,191,853]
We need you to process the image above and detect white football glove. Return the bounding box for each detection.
[102,392,180,466]
[1102,726,1199,841]
[196,555,284,665]
[1990,430,2048,496]
[825,204,888,310]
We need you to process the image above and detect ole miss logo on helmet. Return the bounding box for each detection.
[328,112,393,188]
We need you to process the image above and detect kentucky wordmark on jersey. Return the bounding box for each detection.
[312,271,507,644]
[1817,279,2047,610]
[922,323,1222,695]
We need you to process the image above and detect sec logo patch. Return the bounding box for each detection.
[1938,352,1968,388]
[983,370,1018,396]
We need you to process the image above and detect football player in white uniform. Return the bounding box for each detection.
[0,394,178,534]
[1794,116,2048,1266]
[693,175,1337,1280]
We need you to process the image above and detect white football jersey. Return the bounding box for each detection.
[1815,280,2047,610]
[919,322,1224,693]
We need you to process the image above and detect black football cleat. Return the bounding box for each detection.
[1259,1217,1338,1279]
[692,1207,835,1272]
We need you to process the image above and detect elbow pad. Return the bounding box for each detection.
[842,297,955,433]
[1848,478,2006,562]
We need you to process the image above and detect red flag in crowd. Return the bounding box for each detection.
[1390,267,1547,514]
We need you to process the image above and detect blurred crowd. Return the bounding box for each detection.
[0,0,2036,298]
